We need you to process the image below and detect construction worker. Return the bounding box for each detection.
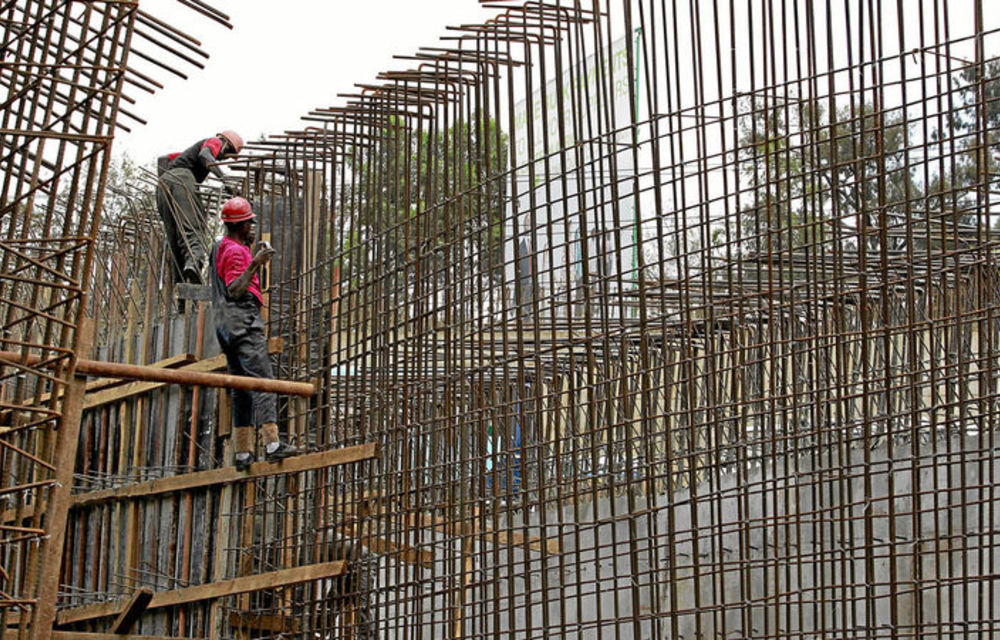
[156,130,244,284]
[209,196,297,469]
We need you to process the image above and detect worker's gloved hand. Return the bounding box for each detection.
[253,241,276,265]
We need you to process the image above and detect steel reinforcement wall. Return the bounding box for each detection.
[23,1,1000,639]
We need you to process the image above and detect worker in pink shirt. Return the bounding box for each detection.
[209,197,296,469]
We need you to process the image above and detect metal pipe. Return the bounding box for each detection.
[0,351,316,397]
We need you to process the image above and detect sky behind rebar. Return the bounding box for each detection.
[117,1,994,172]
[115,1,498,164]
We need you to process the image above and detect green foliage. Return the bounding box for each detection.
[732,98,914,254]
[346,115,508,284]
[728,62,1000,255]
[928,59,1000,219]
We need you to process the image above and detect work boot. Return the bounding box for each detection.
[264,440,298,462]
[260,422,297,462]
[233,451,254,471]
[233,425,255,471]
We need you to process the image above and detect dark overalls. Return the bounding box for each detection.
[208,240,277,427]
[156,139,214,280]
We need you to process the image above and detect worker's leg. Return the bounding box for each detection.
[164,169,208,283]
[154,181,185,283]
[218,328,256,469]
[233,324,277,423]
[230,318,297,461]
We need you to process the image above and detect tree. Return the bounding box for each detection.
[723,61,1000,257]
[927,59,1000,226]
[728,97,916,256]
[344,114,508,290]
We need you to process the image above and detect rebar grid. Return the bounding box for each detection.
[58,1,1000,639]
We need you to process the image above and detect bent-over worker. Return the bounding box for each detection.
[210,196,297,470]
[157,130,243,284]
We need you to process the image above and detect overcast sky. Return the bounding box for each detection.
[119,1,996,168]
[116,1,498,163]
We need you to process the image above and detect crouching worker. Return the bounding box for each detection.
[157,130,244,284]
[210,196,297,469]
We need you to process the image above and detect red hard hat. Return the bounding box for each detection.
[221,197,255,223]
[217,130,244,154]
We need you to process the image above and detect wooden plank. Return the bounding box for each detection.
[0,503,34,524]
[235,471,256,617]
[84,353,197,391]
[83,337,283,409]
[120,267,148,621]
[72,356,315,397]
[110,587,153,634]
[71,443,379,508]
[494,529,561,555]
[177,303,207,634]
[228,611,300,633]
[0,355,197,421]
[453,536,475,639]
[353,532,434,569]
[325,523,434,568]
[55,560,346,625]
[404,511,560,554]
[208,440,234,639]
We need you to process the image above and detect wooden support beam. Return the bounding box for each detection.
[13,353,198,411]
[322,523,435,569]
[71,443,379,508]
[110,588,152,634]
[83,337,283,409]
[84,353,198,392]
[0,350,315,397]
[404,512,560,554]
[209,438,235,637]
[53,634,206,640]
[353,532,435,569]
[228,611,300,634]
[55,560,346,625]
[318,493,560,555]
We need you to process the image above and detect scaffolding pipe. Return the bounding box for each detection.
[0,351,316,397]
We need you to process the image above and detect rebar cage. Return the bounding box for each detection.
[6,1,1000,639]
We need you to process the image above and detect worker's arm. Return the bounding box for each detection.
[199,146,227,180]
[226,244,275,300]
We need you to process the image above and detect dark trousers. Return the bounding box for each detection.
[216,312,277,426]
[156,168,208,279]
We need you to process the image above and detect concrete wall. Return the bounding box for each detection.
[380,430,1000,639]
